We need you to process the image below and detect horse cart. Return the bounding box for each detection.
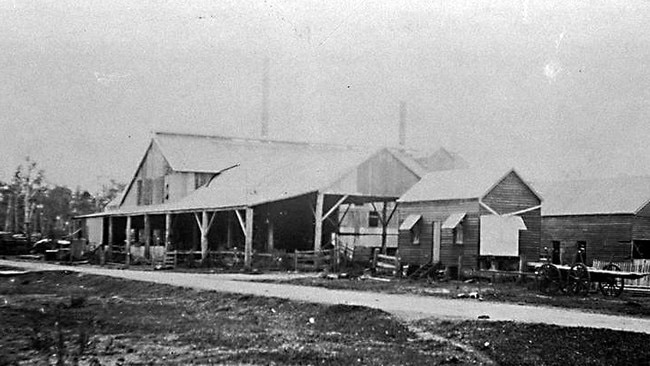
[535,262,649,297]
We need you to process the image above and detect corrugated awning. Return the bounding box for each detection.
[442,212,466,229]
[399,214,422,230]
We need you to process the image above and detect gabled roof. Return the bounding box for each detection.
[410,147,469,172]
[97,132,470,217]
[398,168,535,203]
[533,176,650,216]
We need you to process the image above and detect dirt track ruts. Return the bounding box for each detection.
[2,259,649,334]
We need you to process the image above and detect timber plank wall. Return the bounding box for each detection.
[398,199,479,268]
[542,215,634,265]
[397,171,542,269]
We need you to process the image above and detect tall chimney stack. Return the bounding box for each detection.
[399,101,407,149]
[261,57,270,139]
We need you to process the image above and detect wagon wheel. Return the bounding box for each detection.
[598,263,625,297]
[568,263,591,296]
[537,263,561,295]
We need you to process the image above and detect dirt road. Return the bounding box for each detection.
[2,259,649,334]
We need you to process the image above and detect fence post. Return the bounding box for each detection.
[518,254,526,283]
[372,248,378,271]
[294,251,298,272]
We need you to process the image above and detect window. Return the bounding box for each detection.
[633,240,650,259]
[552,241,561,264]
[453,223,464,244]
[411,224,421,245]
[368,211,380,228]
[136,180,143,206]
[400,214,422,246]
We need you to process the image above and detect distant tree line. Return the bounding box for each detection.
[0,157,125,239]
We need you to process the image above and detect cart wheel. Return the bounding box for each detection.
[568,263,591,296]
[538,263,561,295]
[598,263,625,297]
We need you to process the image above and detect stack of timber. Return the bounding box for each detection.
[154,251,177,270]
[372,250,401,277]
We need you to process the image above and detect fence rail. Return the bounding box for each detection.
[294,249,332,272]
[592,259,650,288]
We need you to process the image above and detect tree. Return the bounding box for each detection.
[12,157,45,241]
[95,179,126,211]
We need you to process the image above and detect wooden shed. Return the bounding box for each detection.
[397,168,542,275]
[535,176,650,266]
[76,132,436,268]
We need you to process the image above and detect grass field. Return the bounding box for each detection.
[1,269,650,365]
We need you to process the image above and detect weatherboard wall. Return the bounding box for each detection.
[481,171,542,263]
[542,215,634,265]
[397,199,479,268]
[122,142,194,208]
[398,171,542,270]
[327,149,420,198]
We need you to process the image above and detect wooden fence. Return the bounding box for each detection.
[592,259,650,288]
[372,250,401,276]
[293,249,332,272]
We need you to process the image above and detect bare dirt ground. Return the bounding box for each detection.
[268,275,650,319]
[3,259,650,335]
[2,269,650,366]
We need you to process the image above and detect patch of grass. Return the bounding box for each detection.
[422,319,650,366]
[0,271,487,365]
[2,270,650,365]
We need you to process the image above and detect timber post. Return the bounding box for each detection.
[144,214,151,260]
[107,216,114,261]
[164,213,172,252]
[244,207,254,269]
[125,215,132,268]
[201,210,209,262]
[266,217,274,253]
[313,192,324,252]
[226,212,233,249]
[381,201,388,254]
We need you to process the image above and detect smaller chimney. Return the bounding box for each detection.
[399,101,407,149]
[261,57,270,139]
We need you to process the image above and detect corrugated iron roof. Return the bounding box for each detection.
[398,168,518,202]
[154,132,371,173]
[79,133,470,218]
[169,144,377,209]
[533,176,650,216]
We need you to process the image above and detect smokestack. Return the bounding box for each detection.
[399,101,407,149]
[261,57,270,139]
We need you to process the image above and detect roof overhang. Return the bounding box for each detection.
[399,214,422,230]
[442,212,466,229]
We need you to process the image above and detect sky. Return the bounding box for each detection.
[1,0,649,192]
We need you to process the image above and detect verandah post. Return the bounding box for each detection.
[314,192,324,252]
[125,215,132,268]
[201,210,209,262]
[244,207,253,269]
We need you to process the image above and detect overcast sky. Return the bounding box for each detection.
[1,0,649,192]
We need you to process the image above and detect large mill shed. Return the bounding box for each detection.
[77,132,432,267]
[397,168,542,275]
[534,176,650,266]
